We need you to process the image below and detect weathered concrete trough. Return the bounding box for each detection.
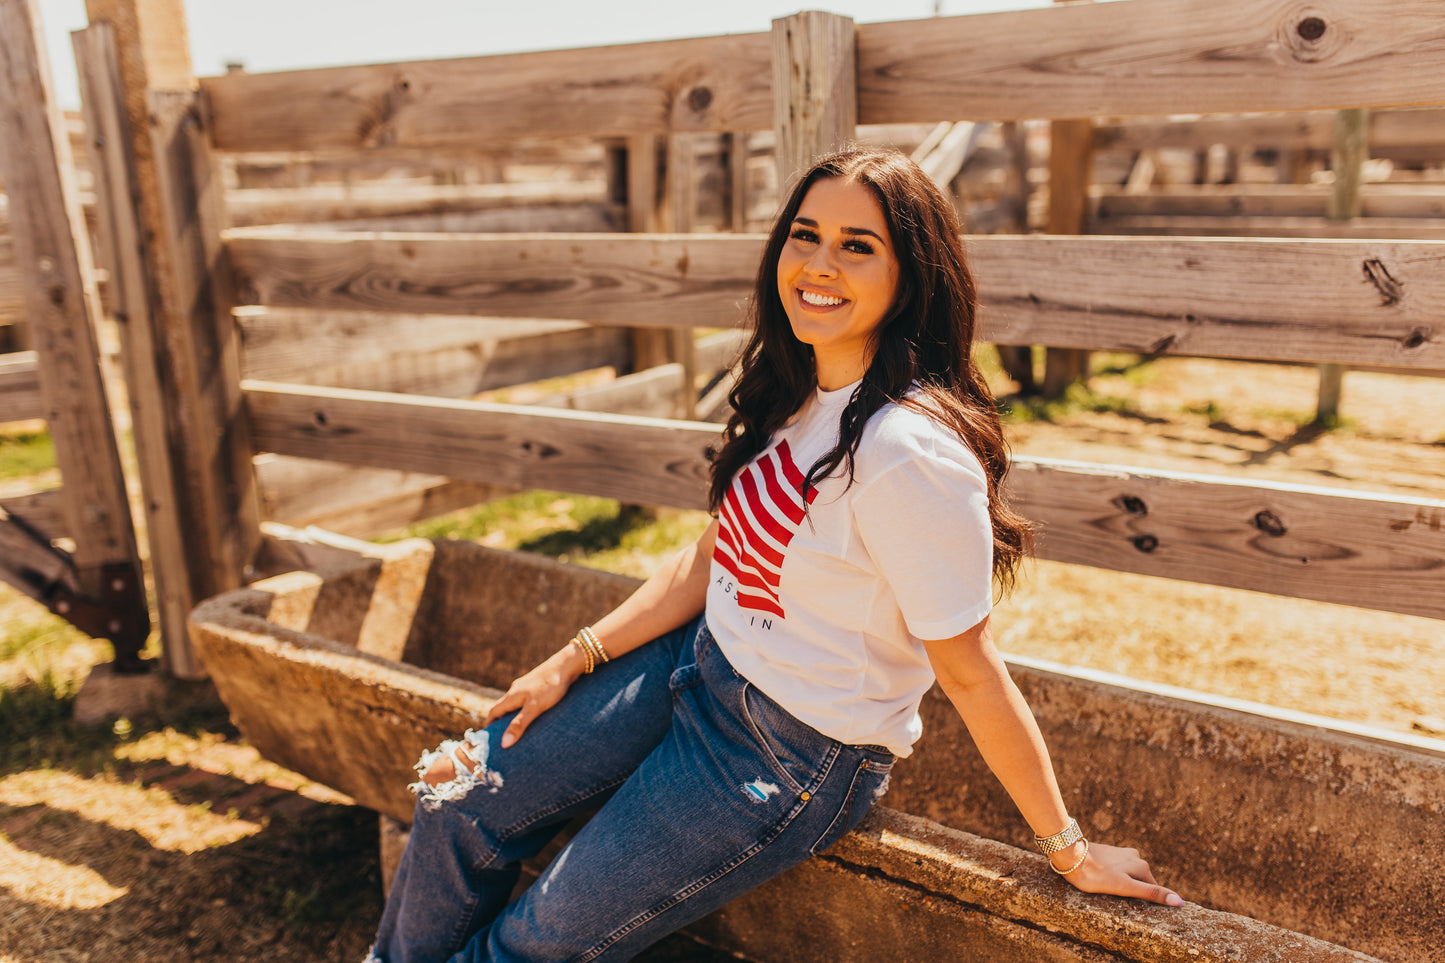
[190,533,1442,962]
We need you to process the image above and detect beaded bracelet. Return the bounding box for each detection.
[569,626,610,673]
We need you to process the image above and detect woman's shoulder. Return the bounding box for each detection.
[856,392,986,484]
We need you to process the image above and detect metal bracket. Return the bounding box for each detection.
[1,507,151,672]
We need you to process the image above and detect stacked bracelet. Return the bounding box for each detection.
[1034,817,1089,875]
[569,626,610,674]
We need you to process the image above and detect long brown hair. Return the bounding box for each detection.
[708,146,1031,592]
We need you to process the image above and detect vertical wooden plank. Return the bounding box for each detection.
[622,135,671,373]
[723,132,749,232]
[0,0,148,661]
[84,0,261,678]
[74,21,191,671]
[1042,114,1094,398]
[1316,107,1368,422]
[771,11,857,192]
[148,87,263,677]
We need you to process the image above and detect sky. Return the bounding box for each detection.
[34,0,1049,109]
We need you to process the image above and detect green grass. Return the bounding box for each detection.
[1000,380,1139,424]
[0,427,56,480]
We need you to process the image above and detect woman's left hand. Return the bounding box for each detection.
[1054,842,1185,907]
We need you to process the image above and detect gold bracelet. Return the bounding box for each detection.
[578,626,609,665]
[569,635,594,674]
[1034,817,1083,856]
[1050,837,1089,876]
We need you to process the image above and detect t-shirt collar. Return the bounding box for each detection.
[814,377,862,410]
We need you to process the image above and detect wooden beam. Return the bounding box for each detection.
[1093,107,1445,154]
[1093,185,1445,221]
[226,229,758,329]
[147,87,264,645]
[0,349,42,421]
[236,310,633,395]
[0,1,144,628]
[244,381,1445,620]
[228,230,1445,370]
[772,11,857,190]
[0,197,31,342]
[971,235,1445,370]
[199,33,774,153]
[1008,456,1445,622]
[255,455,508,537]
[1079,214,1445,240]
[0,509,72,606]
[857,0,1445,123]
[72,18,206,673]
[244,381,719,512]
[226,180,607,228]
[0,487,67,541]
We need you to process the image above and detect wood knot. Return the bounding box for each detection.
[1361,258,1403,306]
[1113,495,1148,516]
[1297,16,1326,40]
[1253,510,1287,537]
[1280,10,1342,63]
[1402,327,1429,350]
[313,411,328,427]
[687,87,714,113]
[1130,534,1159,553]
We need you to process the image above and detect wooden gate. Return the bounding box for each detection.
[0,0,149,669]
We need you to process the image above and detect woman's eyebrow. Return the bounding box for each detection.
[791,216,886,244]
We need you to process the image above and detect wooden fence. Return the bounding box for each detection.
[11,0,1445,682]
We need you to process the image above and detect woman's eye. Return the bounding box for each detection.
[843,239,875,255]
[789,227,818,244]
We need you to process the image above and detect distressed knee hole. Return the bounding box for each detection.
[408,729,505,810]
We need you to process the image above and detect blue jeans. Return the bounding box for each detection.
[367,616,894,962]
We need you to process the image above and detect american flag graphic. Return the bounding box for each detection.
[714,439,818,618]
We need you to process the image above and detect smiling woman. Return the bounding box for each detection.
[367,148,1180,963]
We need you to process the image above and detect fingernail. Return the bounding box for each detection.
[500,733,515,749]
[1166,893,1185,908]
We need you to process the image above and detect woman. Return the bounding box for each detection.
[367,147,1181,963]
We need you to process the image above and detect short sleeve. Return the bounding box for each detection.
[851,441,994,641]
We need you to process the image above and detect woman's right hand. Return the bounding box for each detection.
[483,644,589,748]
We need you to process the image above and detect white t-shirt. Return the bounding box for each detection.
[706,380,994,757]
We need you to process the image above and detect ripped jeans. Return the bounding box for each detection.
[367,616,893,963]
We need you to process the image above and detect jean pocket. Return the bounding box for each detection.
[808,756,893,856]
[738,683,834,797]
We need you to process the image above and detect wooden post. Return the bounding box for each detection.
[1038,0,1094,400]
[771,11,857,192]
[1317,107,1368,423]
[617,135,671,374]
[0,0,149,664]
[82,0,262,678]
[1042,115,1094,398]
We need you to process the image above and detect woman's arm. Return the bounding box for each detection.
[923,614,1184,907]
[482,519,719,747]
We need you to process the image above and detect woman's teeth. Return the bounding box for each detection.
[800,290,844,306]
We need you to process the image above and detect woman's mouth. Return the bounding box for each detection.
[799,289,846,308]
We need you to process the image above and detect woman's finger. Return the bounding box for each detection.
[500,706,533,748]
[484,688,524,727]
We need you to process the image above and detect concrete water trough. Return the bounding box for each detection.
[189,533,1442,962]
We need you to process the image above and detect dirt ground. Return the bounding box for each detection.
[1,356,1441,962]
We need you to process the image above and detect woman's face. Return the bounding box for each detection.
[776,177,901,390]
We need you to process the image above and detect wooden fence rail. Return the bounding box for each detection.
[226,229,1445,370]
[243,379,1445,623]
[198,0,1445,156]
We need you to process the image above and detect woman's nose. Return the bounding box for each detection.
[805,244,838,277]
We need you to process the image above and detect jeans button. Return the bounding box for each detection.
[800,791,811,801]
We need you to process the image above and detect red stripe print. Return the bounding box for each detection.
[713,439,814,618]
